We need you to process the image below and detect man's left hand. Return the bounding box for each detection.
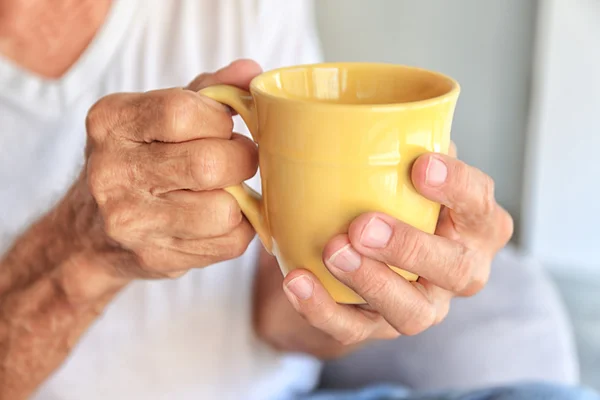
[282,149,513,345]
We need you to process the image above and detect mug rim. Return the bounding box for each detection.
[249,62,460,110]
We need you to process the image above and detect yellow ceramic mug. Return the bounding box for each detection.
[200,62,460,304]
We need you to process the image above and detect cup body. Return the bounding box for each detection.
[250,63,459,304]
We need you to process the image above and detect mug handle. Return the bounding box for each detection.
[198,85,273,253]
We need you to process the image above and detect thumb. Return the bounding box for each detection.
[186,59,263,92]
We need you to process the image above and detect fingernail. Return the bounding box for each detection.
[327,244,362,272]
[360,217,392,248]
[286,276,314,300]
[425,156,448,187]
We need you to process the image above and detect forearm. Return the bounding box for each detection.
[253,249,360,360]
[0,183,128,400]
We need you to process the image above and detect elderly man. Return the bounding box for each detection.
[0,0,594,399]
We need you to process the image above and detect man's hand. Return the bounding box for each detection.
[80,59,263,281]
[279,146,513,348]
[0,60,264,399]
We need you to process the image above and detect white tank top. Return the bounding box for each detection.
[0,1,323,399]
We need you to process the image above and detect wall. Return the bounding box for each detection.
[521,0,600,275]
[315,0,539,235]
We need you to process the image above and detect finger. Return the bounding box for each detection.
[344,213,487,295]
[155,189,245,239]
[164,219,256,262]
[100,189,244,243]
[322,236,442,335]
[132,133,258,192]
[87,60,263,145]
[411,153,499,231]
[283,269,397,345]
[127,220,255,277]
[87,88,234,145]
[186,59,263,92]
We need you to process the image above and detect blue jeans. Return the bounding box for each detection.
[302,383,600,400]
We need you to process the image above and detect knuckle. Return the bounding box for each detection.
[481,174,496,216]
[449,162,481,212]
[224,241,248,260]
[162,270,187,279]
[497,207,515,244]
[134,248,158,271]
[448,248,476,293]
[230,234,252,259]
[434,300,451,325]
[86,95,116,141]
[338,327,370,346]
[392,227,426,269]
[134,247,181,275]
[86,159,105,201]
[165,90,200,135]
[401,301,437,336]
[461,255,491,297]
[463,279,485,297]
[359,271,391,300]
[218,227,252,260]
[87,158,122,206]
[189,143,226,188]
[102,199,147,246]
[102,204,133,243]
[308,303,336,328]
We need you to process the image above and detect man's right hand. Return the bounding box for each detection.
[81,59,262,280]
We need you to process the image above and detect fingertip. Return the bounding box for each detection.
[230,132,259,159]
[322,234,351,262]
[187,60,264,93]
[411,153,434,191]
[216,59,263,88]
[283,270,316,302]
[411,153,456,198]
[283,270,336,318]
[347,213,374,245]
[227,133,259,182]
[283,268,310,285]
[347,212,398,250]
[225,59,263,73]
